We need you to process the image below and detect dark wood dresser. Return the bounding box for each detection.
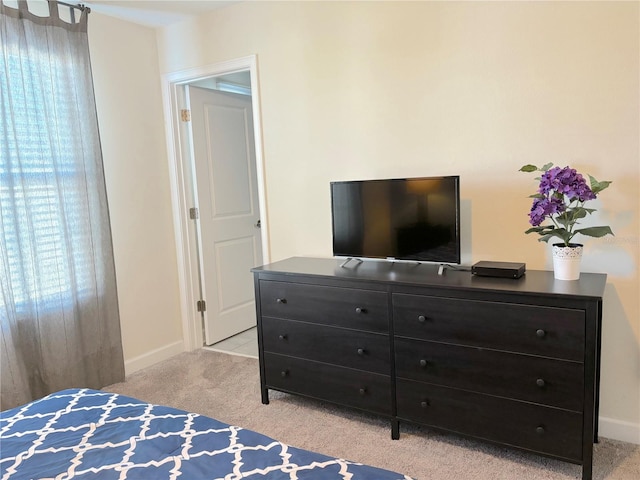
[252,257,606,480]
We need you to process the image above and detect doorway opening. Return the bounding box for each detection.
[161,55,269,353]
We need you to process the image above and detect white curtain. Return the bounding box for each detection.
[0,0,124,409]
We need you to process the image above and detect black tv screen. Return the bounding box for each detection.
[331,176,461,264]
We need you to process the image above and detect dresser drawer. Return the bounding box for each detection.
[262,317,390,375]
[395,338,583,411]
[393,294,584,361]
[264,353,391,415]
[260,280,389,333]
[396,379,583,461]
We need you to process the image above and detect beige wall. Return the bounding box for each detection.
[156,1,639,441]
[88,14,183,373]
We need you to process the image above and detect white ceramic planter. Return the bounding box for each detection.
[552,244,583,281]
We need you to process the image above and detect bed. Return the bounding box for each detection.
[0,388,413,479]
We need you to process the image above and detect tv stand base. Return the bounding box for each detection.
[339,257,363,268]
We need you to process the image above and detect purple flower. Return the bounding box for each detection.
[538,166,595,203]
[529,196,565,226]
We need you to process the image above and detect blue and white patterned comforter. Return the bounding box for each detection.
[0,389,413,479]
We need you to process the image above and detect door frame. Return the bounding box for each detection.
[160,55,270,351]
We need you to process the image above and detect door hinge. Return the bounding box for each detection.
[189,207,199,219]
[197,300,206,312]
[180,109,191,122]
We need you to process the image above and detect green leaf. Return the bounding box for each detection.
[519,164,538,173]
[541,162,554,171]
[567,207,588,220]
[537,231,570,244]
[589,175,612,195]
[555,212,572,229]
[575,226,614,238]
[527,225,571,244]
[528,193,545,199]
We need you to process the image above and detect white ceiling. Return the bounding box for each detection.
[84,1,238,27]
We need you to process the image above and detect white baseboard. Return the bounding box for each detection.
[599,416,640,445]
[124,340,184,376]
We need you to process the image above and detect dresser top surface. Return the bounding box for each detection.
[252,257,607,300]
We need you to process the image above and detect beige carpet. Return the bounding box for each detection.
[103,349,639,479]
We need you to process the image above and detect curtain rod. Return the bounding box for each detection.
[55,1,90,14]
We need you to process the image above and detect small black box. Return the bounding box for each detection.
[471,261,526,279]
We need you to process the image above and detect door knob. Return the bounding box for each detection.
[255,219,261,228]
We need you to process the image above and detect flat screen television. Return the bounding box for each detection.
[331,176,461,264]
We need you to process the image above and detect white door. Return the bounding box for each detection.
[187,85,263,345]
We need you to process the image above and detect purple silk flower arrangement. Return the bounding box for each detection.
[519,163,613,247]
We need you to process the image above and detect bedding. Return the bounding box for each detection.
[0,388,413,479]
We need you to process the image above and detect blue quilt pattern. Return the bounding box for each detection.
[0,389,413,479]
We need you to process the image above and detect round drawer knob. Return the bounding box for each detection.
[418,315,426,323]
[420,400,429,408]
[357,348,365,356]
[278,334,288,341]
[419,359,428,368]
[536,329,546,338]
[536,378,546,387]
[355,307,366,314]
[536,426,545,435]
[280,370,289,377]
[276,298,287,304]
[359,387,367,395]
